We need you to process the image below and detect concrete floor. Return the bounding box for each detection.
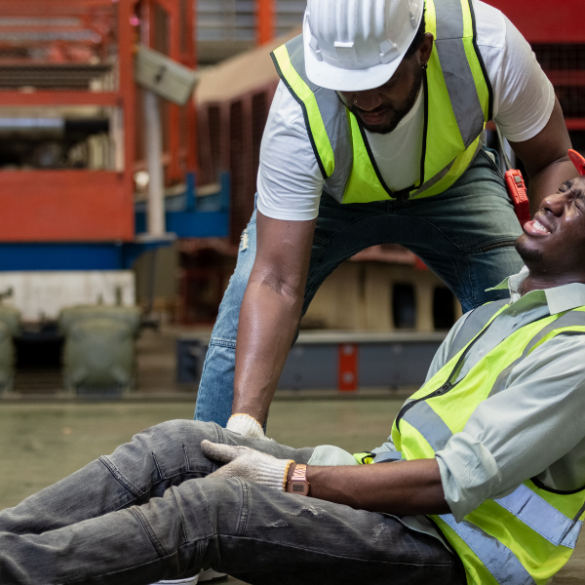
[0,400,583,584]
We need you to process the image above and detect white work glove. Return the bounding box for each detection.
[202,440,294,492]
[226,413,269,440]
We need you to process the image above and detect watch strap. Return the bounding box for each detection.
[286,464,310,496]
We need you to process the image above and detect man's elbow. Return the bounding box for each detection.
[250,265,305,306]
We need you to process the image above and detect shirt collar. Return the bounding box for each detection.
[487,267,585,315]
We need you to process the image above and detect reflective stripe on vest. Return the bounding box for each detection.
[495,484,583,549]
[392,307,585,585]
[438,514,536,585]
[446,298,510,362]
[432,0,492,143]
[271,43,335,179]
[270,0,493,204]
[489,310,585,396]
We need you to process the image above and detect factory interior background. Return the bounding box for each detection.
[0,2,584,583]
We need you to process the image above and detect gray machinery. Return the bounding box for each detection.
[0,305,21,393]
[59,306,141,396]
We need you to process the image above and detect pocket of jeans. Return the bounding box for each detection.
[479,148,505,178]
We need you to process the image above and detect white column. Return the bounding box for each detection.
[143,90,166,237]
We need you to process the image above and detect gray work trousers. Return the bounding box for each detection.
[0,421,465,585]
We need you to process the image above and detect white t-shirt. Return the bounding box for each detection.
[257,0,556,221]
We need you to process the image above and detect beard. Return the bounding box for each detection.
[515,238,544,266]
[345,68,424,134]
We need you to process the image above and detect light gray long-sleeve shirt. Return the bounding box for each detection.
[309,270,585,542]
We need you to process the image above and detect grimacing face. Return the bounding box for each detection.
[337,34,434,135]
[516,176,585,282]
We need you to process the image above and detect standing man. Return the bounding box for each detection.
[195,0,576,436]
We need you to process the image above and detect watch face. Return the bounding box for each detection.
[290,482,308,494]
[287,480,310,496]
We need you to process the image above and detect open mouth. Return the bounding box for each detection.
[356,108,391,126]
[524,217,551,237]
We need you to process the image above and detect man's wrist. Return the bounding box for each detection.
[286,463,311,496]
[226,413,265,439]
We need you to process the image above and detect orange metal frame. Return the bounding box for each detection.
[0,0,198,243]
[0,0,137,243]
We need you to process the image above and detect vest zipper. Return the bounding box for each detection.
[395,320,493,431]
[395,310,553,432]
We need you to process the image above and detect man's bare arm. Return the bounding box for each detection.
[509,98,575,215]
[232,211,316,424]
[305,460,450,516]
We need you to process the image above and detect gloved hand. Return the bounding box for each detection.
[226,413,269,440]
[202,440,294,492]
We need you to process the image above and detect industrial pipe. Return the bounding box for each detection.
[143,89,166,237]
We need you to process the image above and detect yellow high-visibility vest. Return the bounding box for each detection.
[390,304,585,585]
[271,0,493,204]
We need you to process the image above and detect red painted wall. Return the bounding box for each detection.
[485,1,584,43]
[0,171,134,242]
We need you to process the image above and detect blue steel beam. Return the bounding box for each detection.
[134,211,229,239]
[0,241,172,271]
[135,171,230,239]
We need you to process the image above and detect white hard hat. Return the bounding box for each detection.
[303,0,424,92]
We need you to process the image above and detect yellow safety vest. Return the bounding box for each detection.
[271,0,493,204]
[388,304,585,585]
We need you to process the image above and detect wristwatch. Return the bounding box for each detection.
[286,464,310,496]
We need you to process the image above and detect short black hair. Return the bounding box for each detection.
[405,10,426,59]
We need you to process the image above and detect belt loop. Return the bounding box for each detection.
[393,188,411,202]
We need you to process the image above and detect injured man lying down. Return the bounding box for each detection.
[2,155,585,585]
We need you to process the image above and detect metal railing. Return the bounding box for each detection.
[198,0,256,42]
[275,0,305,37]
[197,0,305,42]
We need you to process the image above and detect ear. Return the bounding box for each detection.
[418,33,434,67]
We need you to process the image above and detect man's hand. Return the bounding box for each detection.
[202,440,294,492]
[226,413,270,440]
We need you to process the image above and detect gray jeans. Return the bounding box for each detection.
[0,421,465,585]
